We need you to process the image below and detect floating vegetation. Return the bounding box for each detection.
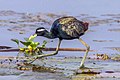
[76,69,100,74]
[93,40,113,42]
[96,53,110,60]
[11,34,47,56]
[111,54,120,61]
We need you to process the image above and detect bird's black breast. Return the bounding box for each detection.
[51,16,85,40]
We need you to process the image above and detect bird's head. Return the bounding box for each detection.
[83,22,89,32]
[35,27,48,36]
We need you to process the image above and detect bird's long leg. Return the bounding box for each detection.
[78,38,90,69]
[27,39,62,64]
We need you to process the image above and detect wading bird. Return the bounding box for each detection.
[35,16,90,68]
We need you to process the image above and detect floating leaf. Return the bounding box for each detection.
[28,45,33,51]
[41,40,47,48]
[30,42,40,50]
[25,49,29,53]
[11,39,19,45]
[12,33,47,60]
[20,48,25,51]
[35,42,40,46]
[20,41,31,47]
[28,34,37,41]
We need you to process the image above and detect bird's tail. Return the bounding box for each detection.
[83,22,89,32]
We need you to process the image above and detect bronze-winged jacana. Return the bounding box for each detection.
[35,16,90,69]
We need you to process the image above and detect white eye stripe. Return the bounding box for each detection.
[37,29,45,32]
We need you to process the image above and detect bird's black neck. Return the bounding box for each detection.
[44,31,56,39]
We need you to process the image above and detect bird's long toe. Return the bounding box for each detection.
[79,64,85,69]
[79,65,89,69]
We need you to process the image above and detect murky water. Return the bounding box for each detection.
[0,0,120,80]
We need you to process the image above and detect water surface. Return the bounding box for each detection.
[0,0,120,80]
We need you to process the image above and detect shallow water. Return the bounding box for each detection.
[0,0,120,80]
[0,0,120,16]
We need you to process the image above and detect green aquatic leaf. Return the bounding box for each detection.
[19,48,25,51]
[20,41,31,47]
[35,42,40,46]
[11,33,47,58]
[30,42,40,50]
[28,34,37,41]
[41,40,47,48]
[11,39,19,45]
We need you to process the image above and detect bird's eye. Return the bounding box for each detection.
[37,29,45,32]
